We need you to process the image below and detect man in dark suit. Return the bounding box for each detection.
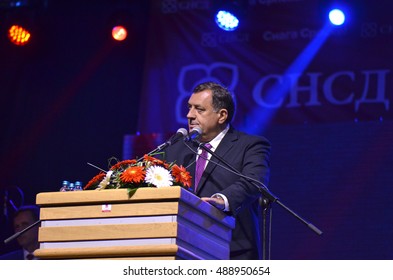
[0,205,40,260]
[163,81,271,259]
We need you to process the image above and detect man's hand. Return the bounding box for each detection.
[201,196,225,210]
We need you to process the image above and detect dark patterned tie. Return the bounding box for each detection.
[194,143,212,191]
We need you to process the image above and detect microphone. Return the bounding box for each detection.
[4,219,41,244]
[145,128,188,157]
[165,128,188,146]
[185,127,202,142]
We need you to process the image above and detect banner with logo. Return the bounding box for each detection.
[138,0,393,134]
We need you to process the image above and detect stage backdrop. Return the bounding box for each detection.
[132,0,393,259]
[138,0,392,133]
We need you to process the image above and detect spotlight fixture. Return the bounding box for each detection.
[108,10,133,43]
[215,10,239,31]
[329,8,346,26]
[8,24,31,46]
[213,0,247,32]
[112,25,128,41]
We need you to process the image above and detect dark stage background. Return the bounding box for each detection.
[1,0,392,259]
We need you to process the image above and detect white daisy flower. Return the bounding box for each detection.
[145,166,173,188]
[97,171,113,189]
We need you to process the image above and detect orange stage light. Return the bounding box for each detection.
[112,25,127,41]
[8,25,31,46]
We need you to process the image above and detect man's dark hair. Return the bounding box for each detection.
[14,205,40,221]
[193,81,235,124]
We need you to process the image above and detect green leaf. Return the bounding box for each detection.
[127,188,138,198]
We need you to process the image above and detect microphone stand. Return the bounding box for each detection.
[138,129,188,162]
[4,219,41,245]
[196,141,323,259]
[259,196,272,260]
[136,137,174,163]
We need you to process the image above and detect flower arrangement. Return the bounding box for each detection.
[83,155,192,191]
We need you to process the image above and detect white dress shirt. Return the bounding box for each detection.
[198,125,230,211]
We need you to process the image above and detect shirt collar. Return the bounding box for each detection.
[205,124,230,151]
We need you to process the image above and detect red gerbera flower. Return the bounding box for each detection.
[110,159,137,171]
[143,154,164,166]
[84,172,106,190]
[120,166,146,183]
[171,164,192,188]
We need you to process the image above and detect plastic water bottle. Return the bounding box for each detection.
[60,180,69,192]
[75,181,83,191]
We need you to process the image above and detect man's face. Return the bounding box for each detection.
[187,89,226,142]
[13,211,39,249]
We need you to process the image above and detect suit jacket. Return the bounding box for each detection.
[163,126,271,259]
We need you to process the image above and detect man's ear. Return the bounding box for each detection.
[218,109,228,124]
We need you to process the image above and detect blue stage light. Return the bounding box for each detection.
[215,10,239,31]
[329,9,345,26]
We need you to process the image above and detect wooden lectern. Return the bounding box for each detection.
[34,187,235,260]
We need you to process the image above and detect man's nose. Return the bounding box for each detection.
[186,108,195,118]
